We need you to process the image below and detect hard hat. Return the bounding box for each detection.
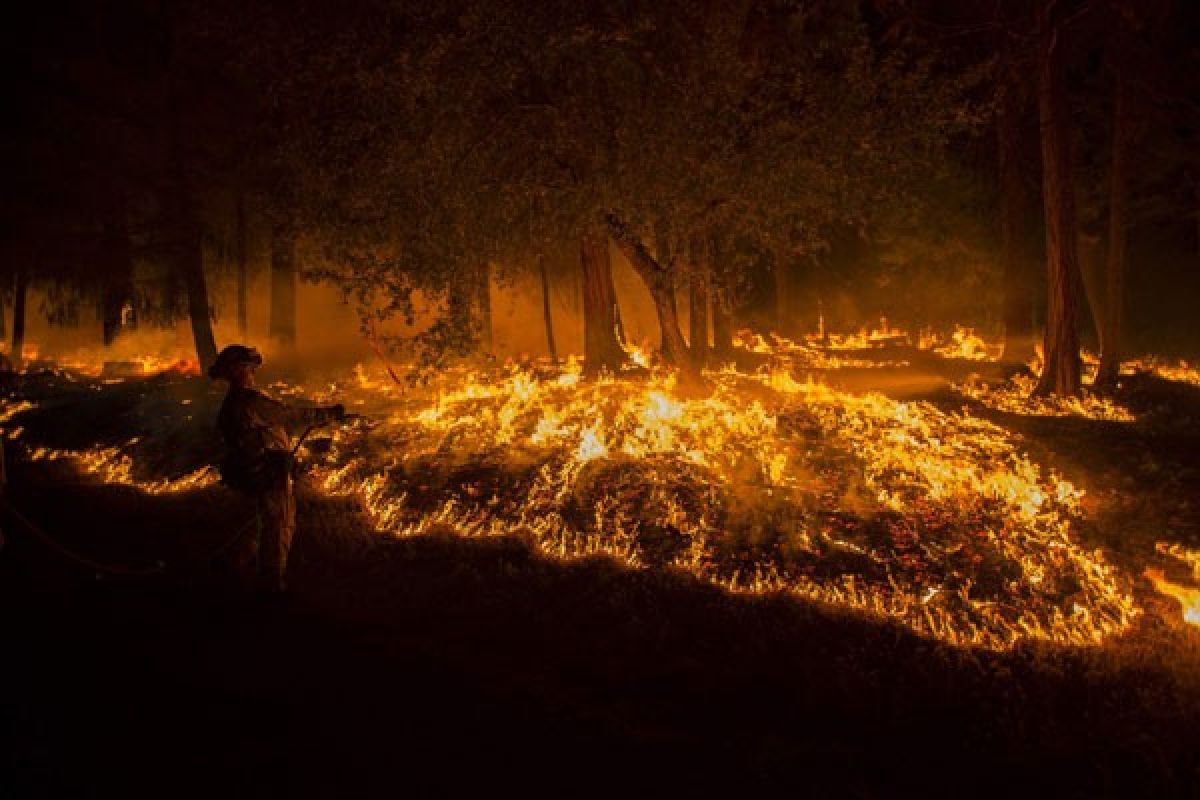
[208,344,263,380]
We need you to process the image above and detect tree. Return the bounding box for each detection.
[1033,0,1083,397]
[580,229,627,372]
[11,271,27,368]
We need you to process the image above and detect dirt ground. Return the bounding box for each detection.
[3,365,1200,798]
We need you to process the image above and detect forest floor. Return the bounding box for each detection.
[2,355,1200,799]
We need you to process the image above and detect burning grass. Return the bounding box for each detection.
[270,357,1139,650]
[11,326,1200,649]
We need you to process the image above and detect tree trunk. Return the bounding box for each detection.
[181,224,218,371]
[100,219,135,346]
[712,286,733,357]
[1096,72,1132,388]
[1076,232,1105,348]
[236,192,248,339]
[477,262,493,354]
[0,283,6,341]
[688,268,709,370]
[605,214,697,379]
[997,76,1036,365]
[167,62,217,372]
[1033,4,1082,397]
[538,253,558,361]
[269,220,297,348]
[11,271,27,369]
[650,282,690,368]
[580,230,627,373]
[167,164,217,369]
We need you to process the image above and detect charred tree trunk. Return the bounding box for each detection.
[1096,73,1132,388]
[1034,5,1082,397]
[236,193,248,339]
[477,262,493,354]
[688,264,709,370]
[538,254,558,361]
[997,78,1036,365]
[580,229,627,373]
[605,214,697,380]
[269,220,297,348]
[11,271,27,369]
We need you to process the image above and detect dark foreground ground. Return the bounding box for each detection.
[3,364,1200,798]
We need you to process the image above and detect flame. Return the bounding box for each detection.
[292,358,1139,650]
[956,372,1135,421]
[3,333,1161,651]
[921,326,1000,361]
[25,442,219,493]
[1144,569,1200,626]
[12,343,200,378]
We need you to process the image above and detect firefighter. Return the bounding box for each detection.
[208,344,344,593]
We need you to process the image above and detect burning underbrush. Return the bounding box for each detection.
[11,326,1200,651]
[273,357,1139,650]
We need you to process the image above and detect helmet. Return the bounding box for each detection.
[208,344,263,380]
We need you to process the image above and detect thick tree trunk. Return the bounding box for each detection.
[269,221,297,348]
[997,78,1036,365]
[1096,73,1132,388]
[100,220,135,346]
[605,214,697,379]
[689,269,709,370]
[477,262,493,354]
[11,271,27,369]
[580,229,627,373]
[538,254,558,361]
[1033,6,1082,397]
[236,193,248,339]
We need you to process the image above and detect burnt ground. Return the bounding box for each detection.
[3,364,1200,798]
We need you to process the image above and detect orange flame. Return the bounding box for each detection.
[1144,569,1200,626]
